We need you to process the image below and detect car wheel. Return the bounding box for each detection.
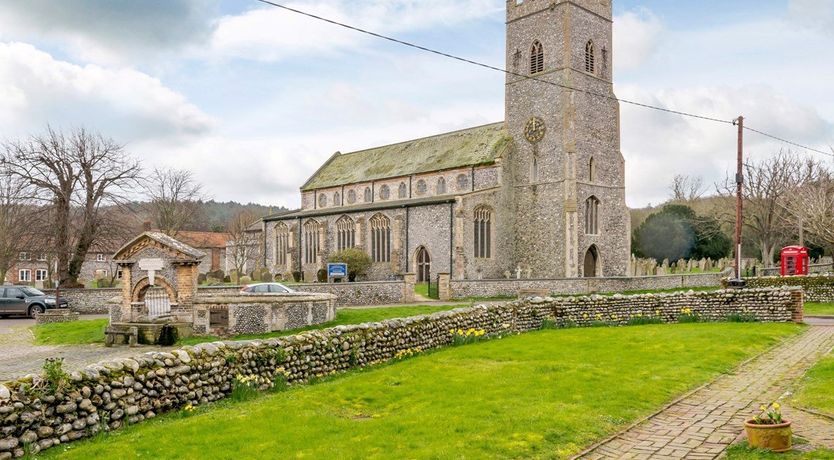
[28,305,45,318]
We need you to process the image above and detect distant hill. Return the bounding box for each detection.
[120,200,289,234]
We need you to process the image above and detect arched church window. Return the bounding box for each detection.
[318,194,327,208]
[416,180,427,196]
[334,192,341,206]
[303,219,320,264]
[585,196,600,235]
[364,187,372,202]
[347,189,356,204]
[437,177,447,194]
[398,182,407,199]
[370,213,391,263]
[585,40,595,74]
[456,174,469,191]
[380,185,390,200]
[589,157,596,182]
[336,216,355,251]
[275,222,290,267]
[474,206,492,259]
[530,41,544,75]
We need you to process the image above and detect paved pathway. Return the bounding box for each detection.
[579,325,834,459]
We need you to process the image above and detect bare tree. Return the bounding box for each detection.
[719,151,821,267]
[3,127,142,287]
[226,210,261,279]
[790,150,834,256]
[146,168,205,236]
[0,166,33,282]
[670,175,708,202]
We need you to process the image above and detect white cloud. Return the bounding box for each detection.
[618,84,834,208]
[614,8,663,72]
[209,0,502,62]
[0,42,214,143]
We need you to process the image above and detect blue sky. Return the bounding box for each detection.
[0,0,831,208]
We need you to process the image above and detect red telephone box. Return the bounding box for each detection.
[780,246,810,276]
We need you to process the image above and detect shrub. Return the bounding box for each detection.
[328,248,372,281]
[239,275,252,285]
[42,358,69,394]
[292,271,302,282]
[316,269,327,283]
[230,374,264,401]
[197,273,207,285]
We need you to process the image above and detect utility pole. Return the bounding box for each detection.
[731,116,746,286]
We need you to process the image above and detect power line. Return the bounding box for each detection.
[255,0,833,158]
[743,125,834,158]
[253,0,734,125]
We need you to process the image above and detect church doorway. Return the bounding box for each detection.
[584,245,600,278]
[416,246,431,283]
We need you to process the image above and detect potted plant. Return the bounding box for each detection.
[745,402,792,452]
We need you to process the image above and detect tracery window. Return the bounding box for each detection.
[275,223,290,267]
[530,40,544,74]
[370,213,391,263]
[585,40,595,74]
[304,220,320,264]
[336,216,355,251]
[474,206,493,259]
[585,196,600,235]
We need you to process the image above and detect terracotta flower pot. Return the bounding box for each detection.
[744,419,792,452]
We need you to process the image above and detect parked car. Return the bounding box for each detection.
[0,285,69,318]
[240,283,297,294]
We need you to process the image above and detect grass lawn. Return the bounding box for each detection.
[792,353,834,417]
[726,441,834,459]
[45,323,800,460]
[31,319,108,345]
[805,303,834,316]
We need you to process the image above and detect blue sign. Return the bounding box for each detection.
[327,263,348,278]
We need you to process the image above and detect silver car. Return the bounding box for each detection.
[0,286,69,318]
[240,283,297,294]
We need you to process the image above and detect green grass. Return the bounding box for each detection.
[44,323,801,460]
[32,319,108,345]
[413,282,439,300]
[726,441,834,459]
[178,305,462,345]
[805,303,834,316]
[792,353,834,417]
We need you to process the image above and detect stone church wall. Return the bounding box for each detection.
[406,203,453,279]
[0,287,801,457]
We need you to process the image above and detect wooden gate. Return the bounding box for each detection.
[144,287,171,318]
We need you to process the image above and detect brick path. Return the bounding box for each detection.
[579,325,834,459]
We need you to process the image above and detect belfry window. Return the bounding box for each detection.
[585,40,595,74]
[474,206,492,259]
[530,41,544,74]
[336,216,355,251]
[370,214,391,263]
[585,196,600,235]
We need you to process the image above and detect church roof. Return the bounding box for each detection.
[301,122,511,191]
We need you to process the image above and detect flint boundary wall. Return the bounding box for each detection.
[448,271,728,299]
[42,289,120,315]
[736,275,834,303]
[0,287,802,458]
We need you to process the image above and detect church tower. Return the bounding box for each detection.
[506,0,630,278]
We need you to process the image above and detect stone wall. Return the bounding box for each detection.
[35,311,80,325]
[736,275,834,303]
[191,294,337,336]
[448,271,728,299]
[42,289,120,315]
[0,287,802,457]
[292,280,411,307]
[760,264,832,277]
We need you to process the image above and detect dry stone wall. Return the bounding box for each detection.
[737,275,834,303]
[0,287,802,458]
[41,289,120,315]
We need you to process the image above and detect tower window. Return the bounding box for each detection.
[589,157,596,182]
[585,196,600,235]
[585,40,595,74]
[474,206,493,259]
[370,213,391,263]
[530,41,544,75]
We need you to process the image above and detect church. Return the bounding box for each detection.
[262,0,630,282]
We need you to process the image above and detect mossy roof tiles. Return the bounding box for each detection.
[301,122,510,191]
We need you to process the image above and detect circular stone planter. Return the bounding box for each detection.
[744,419,792,452]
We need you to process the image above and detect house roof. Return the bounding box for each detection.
[176,231,231,249]
[114,232,206,261]
[301,122,512,191]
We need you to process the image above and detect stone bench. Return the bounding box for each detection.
[105,325,139,347]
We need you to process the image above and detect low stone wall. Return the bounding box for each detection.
[760,264,832,277]
[35,310,80,325]
[291,281,411,307]
[0,287,802,457]
[448,271,728,299]
[41,289,120,315]
[191,293,338,335]
[736,275,834,303]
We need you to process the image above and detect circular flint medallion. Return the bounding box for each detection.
[524,117,546,143]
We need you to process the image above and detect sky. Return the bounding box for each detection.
[0,0,832,209]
